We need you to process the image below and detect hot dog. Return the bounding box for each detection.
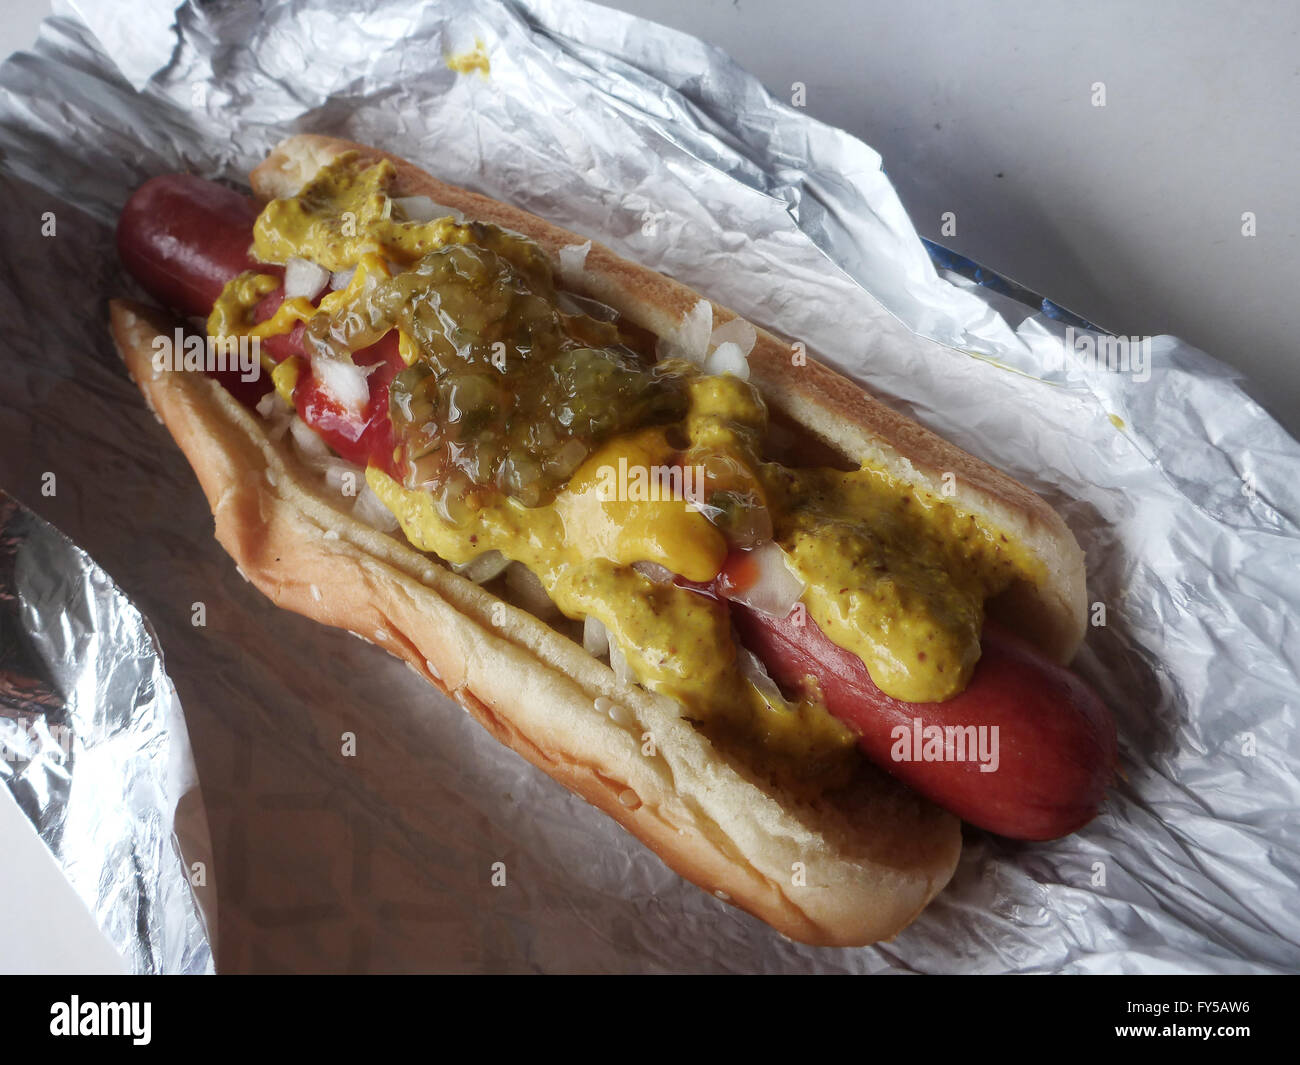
[729,604,1113,840]
[110,135,1116,945]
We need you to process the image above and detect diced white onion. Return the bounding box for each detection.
[583,616,610,658]
[555,290,619,322]
[631,561,675,585]
[289,415,333,468]
[322,459,360,495]
[729,541,805,619]
[352,484,399,532]
[557,241,590,287]
[709,317,757,358]
[704,340,750,380]
[608,640,634,684]
[254,390,292,440]
[736,644,791,709]
[676,299,713,365]
[505,563,558,618]
[311,353,371,415]
[393,195,465,224]
[329,266,356,291]
[284,257,330,301]
[453,550,511,584]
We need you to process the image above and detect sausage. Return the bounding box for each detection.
[729,603,1117,839]
[117,174,273,320]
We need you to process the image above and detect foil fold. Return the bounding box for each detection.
[0,493,213,974]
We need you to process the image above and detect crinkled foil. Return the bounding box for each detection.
[0,0,1295,973]
[0,492,213,974]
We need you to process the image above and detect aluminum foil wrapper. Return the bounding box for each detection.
[0,0,1295,973]
[0,492,213,974]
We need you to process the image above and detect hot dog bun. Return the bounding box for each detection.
[108,134,1090,946]
[251,134,1088,666]
[110,294,961,948]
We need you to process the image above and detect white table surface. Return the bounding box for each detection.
[0,789,127,974]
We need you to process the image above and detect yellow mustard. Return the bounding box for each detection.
[446,39,491,78]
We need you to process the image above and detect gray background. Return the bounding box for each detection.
[2,0,1296,437]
